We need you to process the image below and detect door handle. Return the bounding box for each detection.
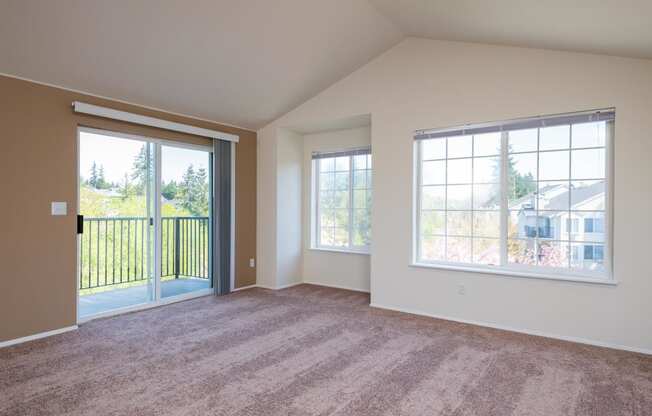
[77,215,84,234]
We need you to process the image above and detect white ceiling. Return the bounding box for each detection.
[1,1,650,130]
[0,0,401,130]
[370,0,652,60]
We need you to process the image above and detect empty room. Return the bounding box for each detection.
[1,1,651,415]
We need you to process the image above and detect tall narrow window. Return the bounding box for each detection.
[313,148,372,252]
[415,109,613,280]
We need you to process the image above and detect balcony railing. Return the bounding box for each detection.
[79,217,210,290]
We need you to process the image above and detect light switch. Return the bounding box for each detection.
[51,202,67,216]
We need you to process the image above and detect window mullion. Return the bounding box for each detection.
[605,120,614,278]
[535,127,540,266]
[348,156,354,249]
[500,131,509,266]
[568,124,573,269]
[444,138,448,260]
[415,142,421,262]
[470,135,474,262]
[315,160,321,248]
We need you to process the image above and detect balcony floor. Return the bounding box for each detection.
[79,278,211,318]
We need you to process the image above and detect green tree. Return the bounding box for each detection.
[120,173,133,200]
[195,167,208,214]
[89,161,99,188]
[180,165,197,213]
[131,145,149,194]
[508,152,536,201]
[161,180,178,200]
[178,165,209,216]
[96,165,111,189]
[490,145,537,206]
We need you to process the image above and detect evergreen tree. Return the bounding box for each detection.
[507,151,536,202]
[89,162,99,188]
[490,145,537,206]
[180,165,197,213]
[195,167,208,215]
[161,180,178,200]
[177,165,209,216]
[509,166,536,200]
[120,173,133,200]
[131,146,149,194]
[97,165,109,189]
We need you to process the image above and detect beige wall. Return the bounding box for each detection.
[0,75,256,342]
[302,127,371,292]
[258,38,652,352]
[274,129,304,289]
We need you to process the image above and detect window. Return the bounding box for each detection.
[585,218,604,233]
[594,245,604,262]
[583,245,604,263]
[566,218,579,233]
[414,109,613,280]
[595,219,604,233]
[313,148,371,252]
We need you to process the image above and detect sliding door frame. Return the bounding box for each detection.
[76,126,233,324]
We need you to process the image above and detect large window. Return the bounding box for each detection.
[313,148,372,252]
[414,110,613,280]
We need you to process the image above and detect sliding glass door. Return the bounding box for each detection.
[160,145,212,298]
[77,128,212,320]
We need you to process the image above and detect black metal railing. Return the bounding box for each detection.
[79,217,209,290]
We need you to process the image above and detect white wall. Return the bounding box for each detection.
[275,129,304,288]
[257,38,652,352]
[302,127,371,292]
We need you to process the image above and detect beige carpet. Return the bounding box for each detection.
[1,284,651,415]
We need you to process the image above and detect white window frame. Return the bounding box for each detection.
[312,149,371,254]
[411,110,615,284]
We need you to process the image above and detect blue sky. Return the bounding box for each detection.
[79,131,209,184]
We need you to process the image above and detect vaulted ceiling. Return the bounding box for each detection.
[370,0,652,60]
[1,1,650,130]
[0,0,402,130]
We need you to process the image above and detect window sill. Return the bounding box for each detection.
[308,247,370,256]
[409,262,617,286]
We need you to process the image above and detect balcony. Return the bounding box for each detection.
[79,216,211,317]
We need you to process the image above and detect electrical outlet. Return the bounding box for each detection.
[249,258,255,268]
[457,284,466,295]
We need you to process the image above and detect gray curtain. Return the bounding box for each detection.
[212,139,232,295]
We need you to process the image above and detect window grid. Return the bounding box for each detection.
[420,134,502,265]
[417,119,610,278]
[315,153,371,252]
[351,155,371,249]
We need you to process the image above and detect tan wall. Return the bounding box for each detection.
[0,75,256,342]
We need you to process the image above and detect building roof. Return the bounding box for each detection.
[511,181,604,212]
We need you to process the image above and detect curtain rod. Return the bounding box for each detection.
[72,101,239,142]
[415,108,615,139]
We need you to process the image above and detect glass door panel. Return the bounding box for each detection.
[160,145,212,298]
[78,130,155,318]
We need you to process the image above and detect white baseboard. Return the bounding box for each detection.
[303,281,370,293]
[252,281,370,293]
[370,303,652,356]
[256,281,303,290]
[231,284,258,292]
[0,325,78,349]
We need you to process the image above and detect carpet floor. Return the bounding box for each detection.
[1,284,651,415]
